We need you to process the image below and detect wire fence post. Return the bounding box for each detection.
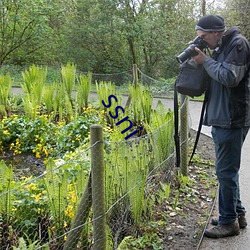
[180,94,188,176]
[126,64,138,108]
[91,124,106,250]
[133,63,138,86]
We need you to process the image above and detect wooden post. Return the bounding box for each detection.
[180,94,188,176]
[133,64,138,86]
[126,64,138,108]
[91,124,106,250]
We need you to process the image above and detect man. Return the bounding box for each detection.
[192,15,250,238]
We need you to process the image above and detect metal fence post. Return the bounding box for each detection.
[91,124,106,250]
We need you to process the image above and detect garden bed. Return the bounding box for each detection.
[0,66,217,249]
[0,130,217,250]
[0,152,45,180]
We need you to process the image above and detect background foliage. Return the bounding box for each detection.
[1,0,248,80]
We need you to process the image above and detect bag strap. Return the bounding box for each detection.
[188,91,208,164]
[174,80,180,168]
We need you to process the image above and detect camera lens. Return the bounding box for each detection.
[176,45,198,63]
[176,37,208,63]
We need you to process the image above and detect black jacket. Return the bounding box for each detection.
[203,26,250,128]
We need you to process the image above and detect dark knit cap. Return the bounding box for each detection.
[195,15,225,32]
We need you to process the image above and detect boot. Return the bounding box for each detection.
[211,214,247,229]
[204,222,240,238]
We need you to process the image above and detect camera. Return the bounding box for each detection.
[176,36,208,64]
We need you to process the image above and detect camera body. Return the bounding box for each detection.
[176,36,208,63]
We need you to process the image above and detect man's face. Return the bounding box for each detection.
[196,30,221,49]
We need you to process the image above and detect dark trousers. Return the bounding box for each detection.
[211,126,249,225]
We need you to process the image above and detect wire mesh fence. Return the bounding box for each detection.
[138,68,175,95]
[0,118,186,248]
[0,65,190,249]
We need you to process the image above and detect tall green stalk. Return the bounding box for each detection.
[105,137,152,226]
[96,81,121,127]
[61,63,76,102]
[76,72,92,112]
[0,160,14,222]
[43,159,68,231]
[141,89,152,124]
[43,84,56,114]
[145,100,174,164]
[126,141,149,224]
[0,73,12,117]
[129,84,152,125]
[21,65,47,118]
[52,82,73,122]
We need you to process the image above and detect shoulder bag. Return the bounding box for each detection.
[175,58,209,97]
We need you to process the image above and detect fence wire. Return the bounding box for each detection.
[137,67,175,95]
[0,121,182,249]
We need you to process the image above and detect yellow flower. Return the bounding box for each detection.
[12,207,17,212]
[3,130,9,135]
[43,147,49,157]
[32,193,42,201]
[36,152,41,159]
[21,176,32,181]
[26,183,37,191]
[65,205,74,218]
[14,149,22,155]
[71,195,76,204]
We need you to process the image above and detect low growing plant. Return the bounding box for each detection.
[0,108,101,158]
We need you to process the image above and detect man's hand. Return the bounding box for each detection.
[192,47,207,64]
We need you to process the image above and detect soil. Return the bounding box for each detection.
[0,152,45,180]
[159,130,217,250]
